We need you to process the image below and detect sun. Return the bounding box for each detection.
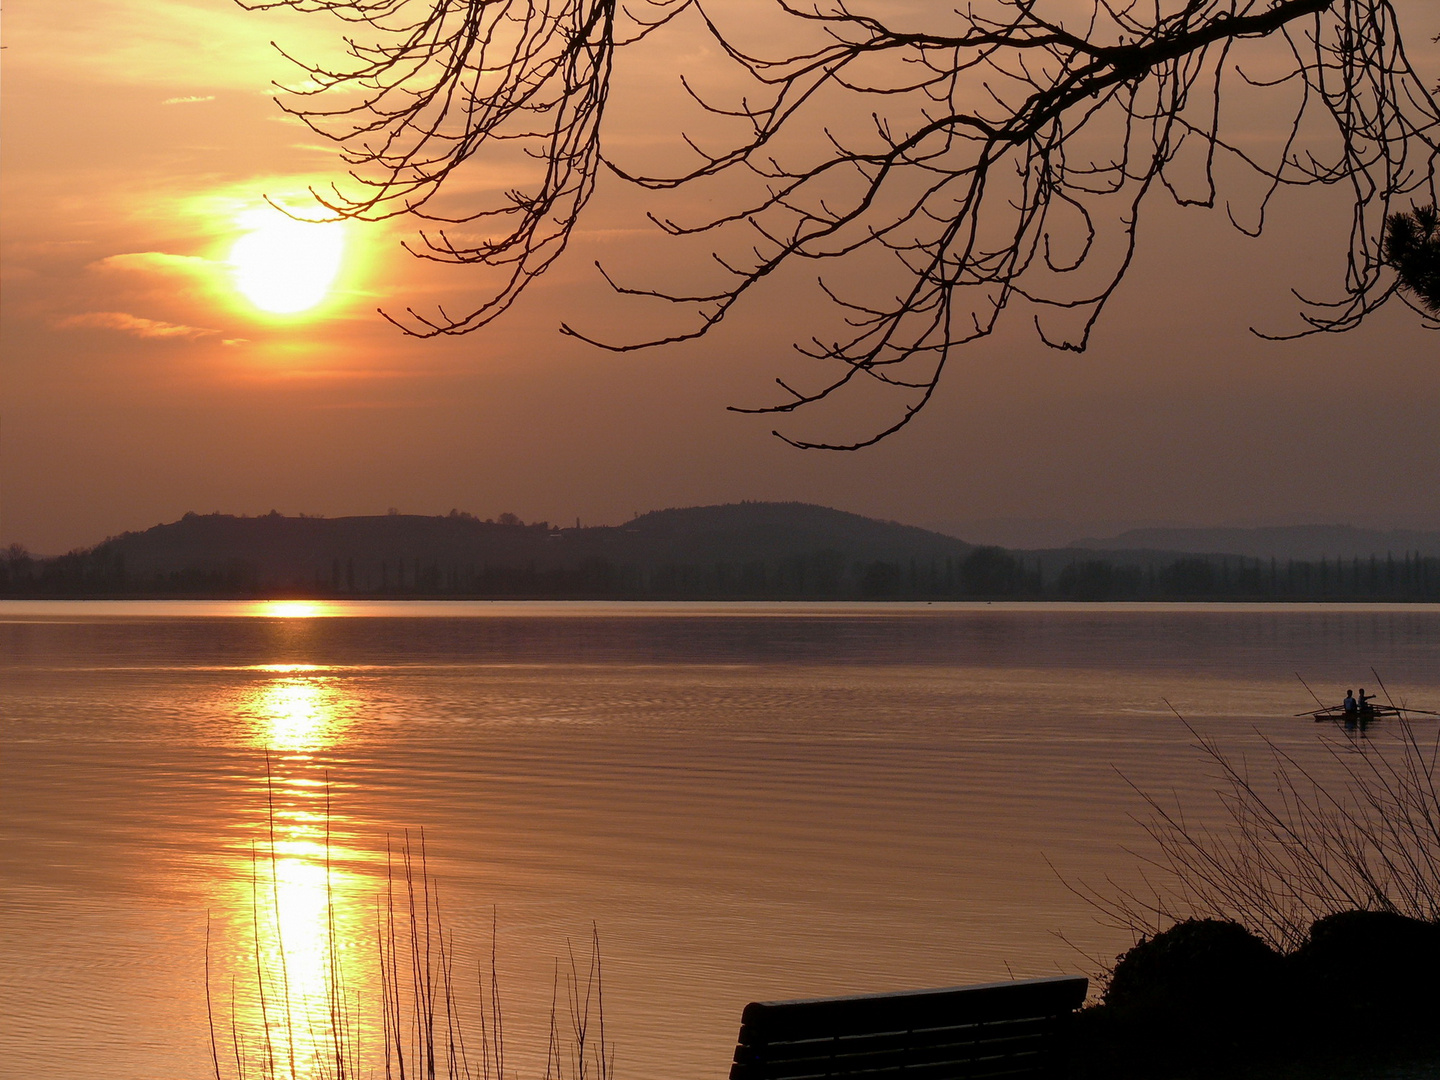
[230,207,345,314]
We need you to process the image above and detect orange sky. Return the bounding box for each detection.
[3,0,1439,554]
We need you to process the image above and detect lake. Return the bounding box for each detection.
[3,601,1437,1080]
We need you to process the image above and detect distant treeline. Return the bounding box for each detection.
[1045,552,1440,601]
[5,542,1439,601]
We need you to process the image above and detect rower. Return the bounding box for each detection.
[1343,690,1357,716]
[1358,688,1373,712]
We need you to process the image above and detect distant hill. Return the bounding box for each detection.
[1070,525,1440,561]
[624,503,972,563]
[923,517,1183,550]
[2,502,993,599]
[7,503,1440,600]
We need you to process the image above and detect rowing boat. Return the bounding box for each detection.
[1295,672,1439,724]
[1307,705,1404,723]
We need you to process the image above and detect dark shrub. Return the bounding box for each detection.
[1288,911,1440,1030]
[1074,915,1440,1078]
[1105,918,1283,1015]
[1072,920,1284,1078]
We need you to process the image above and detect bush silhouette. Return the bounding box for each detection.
[1106,918,1283,1015]
[1288,911,1440,1030]
[1090,918,1285,1072]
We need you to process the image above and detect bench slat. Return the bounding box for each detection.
[734,1032,1057,1076]
[737,1032,1055,1070]
[738,1015,1056,1057]
[729,976,1086,1080]
[739,978,1086,1040]
[738,1056,1050,1080]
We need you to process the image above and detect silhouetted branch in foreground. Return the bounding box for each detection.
[242,0,1439,445]
[1075,712,1440,954]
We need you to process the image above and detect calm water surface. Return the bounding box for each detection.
[3,601,1438,1080]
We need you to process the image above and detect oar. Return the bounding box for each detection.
[1363,669,1438,717]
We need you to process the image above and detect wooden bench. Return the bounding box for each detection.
[728,976,1089,1080]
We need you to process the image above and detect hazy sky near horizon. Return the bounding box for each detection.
[4,0,1439,555]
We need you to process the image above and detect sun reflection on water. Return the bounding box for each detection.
[246,600,341,619]
[216,799,373,1080]
[233,668,359,753]
[210,665,378,1078]
[259,680,335,751]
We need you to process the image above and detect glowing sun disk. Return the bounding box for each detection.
[231,210,344,314]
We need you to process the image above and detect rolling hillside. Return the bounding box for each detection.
[3,502,990,598]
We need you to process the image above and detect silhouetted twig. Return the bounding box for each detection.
[1075,709,1440,952]
[208,771,608,1079]
[241,0,1439,446]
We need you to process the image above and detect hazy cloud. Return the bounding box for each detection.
[60,311,218,340]
[161,95,216,105]
[91,251,221,276]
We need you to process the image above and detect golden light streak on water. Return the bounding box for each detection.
[216,838,373,1077]
[213,748,377,1079]
[247,601,342,619]
[206,665,381,1078]
[233,667,362,752]
[255,680,336,752]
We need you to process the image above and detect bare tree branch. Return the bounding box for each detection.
[244,0,1440,447]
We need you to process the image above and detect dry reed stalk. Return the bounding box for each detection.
[1076,705,1440,953]
[208,770,608,1080]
